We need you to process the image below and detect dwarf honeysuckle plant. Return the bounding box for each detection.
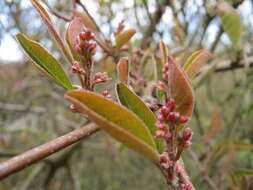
[0,0,212,189]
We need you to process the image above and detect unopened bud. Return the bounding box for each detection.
[168,112,179,122]
[179,116,190,124]
[154,130,165,138]
[70,104,78,113]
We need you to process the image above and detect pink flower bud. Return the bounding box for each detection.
[181,183,192,190]
[120,45,130,51]
[70,104,78,113]
[160,152,169,163]
[157,114,166,122]
[168,112,179,122]
[102,90,111,98]
[154,130,165,138]
[160,106,170,117]
[183,128,193,141]
[182,141,192,148]
[155,121,166,130]
[179,116,190,124]
[164,132,172,141]
[166,99,175,112]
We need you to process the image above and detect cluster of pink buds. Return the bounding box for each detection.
[159,152,173,170]
[181,128,193,148]
[102,90,111,98]
[114,19,125,36]
[162,62,169,82]
[157,99,190,124]
[75,28,97,57]
[71,61,86,75]
[92,72,109,85]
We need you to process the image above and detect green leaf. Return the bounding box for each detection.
[183,50,211,79]
[16,33,73,90]
[115,29,136,49]
[65,90,159,163]
[31,0,73,63]
[218,1,242,45]
[167,56,195,117]
[116,83,163,153]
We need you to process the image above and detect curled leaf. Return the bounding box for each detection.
[65,90,159,163]
[117,57,129,84]
[159,40,168,64]
[16,33,73,90]
[183,50,211,79]
[115,29,136,49]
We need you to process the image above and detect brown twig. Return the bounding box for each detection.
[0,123,100,180]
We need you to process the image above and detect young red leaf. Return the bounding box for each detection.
[167,56,195,117]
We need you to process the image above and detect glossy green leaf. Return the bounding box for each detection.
[183,50,211,79]
[115,29,136,48]
[116,83,163,153]
[167,56,195,117]
[16,33,73,90]
[65,90,159,163]
[218,1,242,45]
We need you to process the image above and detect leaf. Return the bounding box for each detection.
[159,40,168,64]
[31,0,73,63]
[115,29,136,49]
[16,33,73,90]
[218,1,242,45]
[116,83,163,153]
[117,57,129,84]
[66,17,83,62]
[233,169,253,178]
[65,90,159,163]
[167,56,195,117]
[183,50,211,79]
[73,10,98,31]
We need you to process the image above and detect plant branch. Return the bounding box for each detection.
[0,123,100,180]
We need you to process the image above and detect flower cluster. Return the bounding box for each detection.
[71,61,86,75]
[75,28,97,57]
[156,99,189,126]
[92,72,109,85]
[114,19,125,36]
